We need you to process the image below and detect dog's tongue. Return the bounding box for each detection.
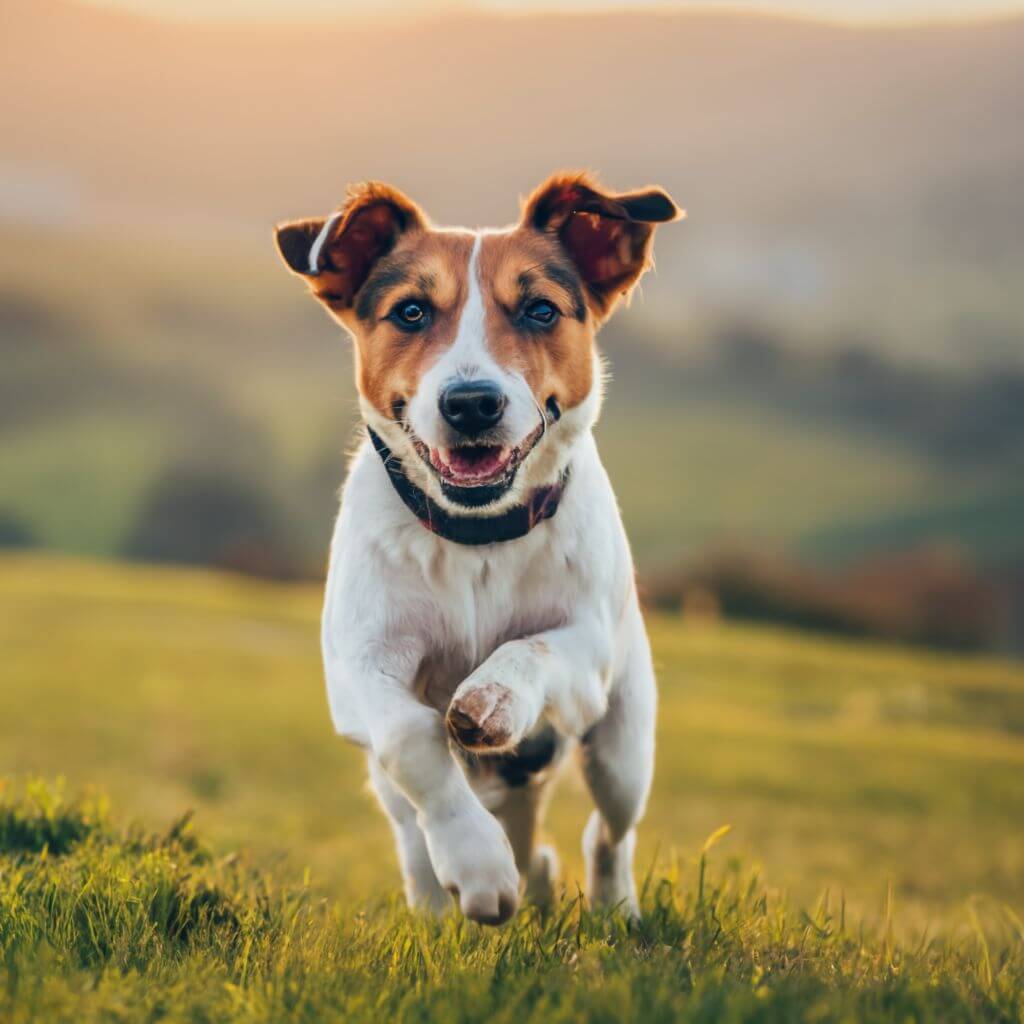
[433,445,510,483]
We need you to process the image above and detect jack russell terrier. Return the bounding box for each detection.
[275,172,682,925]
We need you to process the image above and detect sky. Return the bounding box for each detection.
[78,0,1024,25]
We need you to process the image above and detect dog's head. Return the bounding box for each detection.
[275,171,682,514]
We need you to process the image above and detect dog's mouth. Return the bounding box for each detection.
[430,445,513,486]
[409,423,545,507]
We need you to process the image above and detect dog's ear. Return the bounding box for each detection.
[522,171,683,319]
[274,182,428,308]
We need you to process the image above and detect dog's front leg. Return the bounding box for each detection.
[446,617,612,753]
[345,664,521,924]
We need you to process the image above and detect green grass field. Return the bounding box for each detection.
[2,554,1023,1021]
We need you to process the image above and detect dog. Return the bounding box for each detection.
[275,172,682,925]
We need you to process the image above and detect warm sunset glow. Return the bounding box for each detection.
[76,0,1024,24]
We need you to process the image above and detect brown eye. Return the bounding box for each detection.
[390,300,432,331]
[523,299,558,328]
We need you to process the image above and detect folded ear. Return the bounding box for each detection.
[522,171,683,319]
[274,182,428,308]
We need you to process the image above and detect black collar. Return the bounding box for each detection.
[367,427,569,546]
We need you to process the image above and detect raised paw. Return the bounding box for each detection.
[447,681,523,753]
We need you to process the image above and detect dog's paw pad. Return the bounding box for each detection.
[447,685,514,751]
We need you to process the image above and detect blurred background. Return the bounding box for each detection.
[3,0,1024,652]
[3,0,1024,935]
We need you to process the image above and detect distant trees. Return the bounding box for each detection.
[0,510,36,549]
[122,464,300,579]
[644,546,1006,652]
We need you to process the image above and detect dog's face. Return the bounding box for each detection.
[276,172,681,513]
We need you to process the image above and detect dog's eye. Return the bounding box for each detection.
[389,300,432,331]
[523,300,559,328]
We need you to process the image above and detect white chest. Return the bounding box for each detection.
[408,538,581,710]
[322,432,628,742]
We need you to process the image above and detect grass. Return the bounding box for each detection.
[1,553,1023,1020]
[1,781,1022,1024]
[596,399,945,567]
[0,413,167,555]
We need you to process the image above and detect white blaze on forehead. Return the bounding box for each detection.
[445,233,493,377]
[404,230,540,451]
[308,211,343,275]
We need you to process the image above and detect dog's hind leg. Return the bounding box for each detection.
[367,754,449,914]
[491,784,559,907]
[577,622,657,918]
[478,725,565,908]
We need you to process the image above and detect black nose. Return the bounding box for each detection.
[439,379,507,437]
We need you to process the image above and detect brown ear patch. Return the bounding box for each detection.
[522,171,682,319]
[274,182,429,308]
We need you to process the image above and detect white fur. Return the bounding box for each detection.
[308,211,343,275]
[320,233,657,924]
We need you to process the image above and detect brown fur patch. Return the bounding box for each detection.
[477,230,596,413]
[336,231,475,418]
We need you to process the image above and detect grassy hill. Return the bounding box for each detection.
[2,553,1022,923]
[2,553,1023,1020]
